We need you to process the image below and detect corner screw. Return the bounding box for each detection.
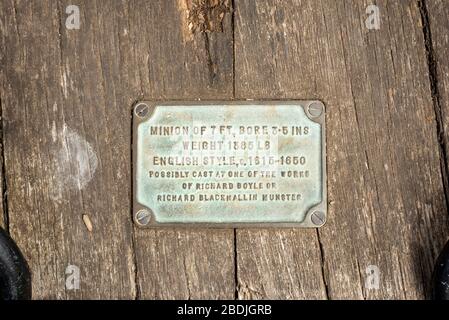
[307,101,324,118]
[135,209,152,226]
[135,103,149,118]
[311,211,326,226]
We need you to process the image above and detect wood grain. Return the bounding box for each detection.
[234,0,449,299]
[129,0,235,299]
[0,147,4,230]
[0,0,235,299]
[0,0,138,299]
[427,0,449,206]
[0,123,4,230]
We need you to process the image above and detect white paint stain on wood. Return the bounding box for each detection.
[51,124,98,200]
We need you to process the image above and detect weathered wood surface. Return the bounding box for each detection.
[427,1,449,197]
[0,0,235,299]
[0,143,4,230]
[234,0,449,299]
[0,0,138,299]
[129,0,235,299]
[0,0,448,300]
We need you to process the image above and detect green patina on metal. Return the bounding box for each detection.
[133,101,326,227]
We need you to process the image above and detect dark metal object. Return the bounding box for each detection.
[433,240,449,300]
[0,227,32,300]
[134,102,150,118]
[310,211,326,226]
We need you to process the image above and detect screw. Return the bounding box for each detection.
[135,209,152,226]
[311,211,326,226]
[307,101,324,118]
[135,103,149,118]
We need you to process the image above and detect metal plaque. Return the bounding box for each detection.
[133,101,326,228]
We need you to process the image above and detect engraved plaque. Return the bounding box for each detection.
[133,101,326,227]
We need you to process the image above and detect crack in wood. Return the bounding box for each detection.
[231,0,238,300]
[316,230,329,300]
[231,0,236,99]
[130,105,141,300]
[233,228,238,299]
[0,96,9,233]
[418,0,449,218]
[203,32,218,84]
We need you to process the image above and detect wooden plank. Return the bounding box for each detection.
[0,0,137,299]
[0,0,235,299]
[129,0,234,100]
[427,1,449,203]
[129,0,235,299]
[0,87,4,231]
[234,0,449,299]
[2,0,445,300]
[0,155,4,230]
[0,131,4,230]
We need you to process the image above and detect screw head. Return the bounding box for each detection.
[135,209,152,226]
[307,101,324,118]
[135,103,149,118]
[311,211,326,226]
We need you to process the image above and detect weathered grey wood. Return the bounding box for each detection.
[234,0,449,299]
[129,0,234,100]
[236,229,327,299]
[0,150,4,230]
[129,0,235,299]
[427,0,449,208]
[135,229,234,299]
[1,0,448,300]
[0,129,4,230]
[0,99,4,231]
[0,0,138,299]
[0,0,235,299]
